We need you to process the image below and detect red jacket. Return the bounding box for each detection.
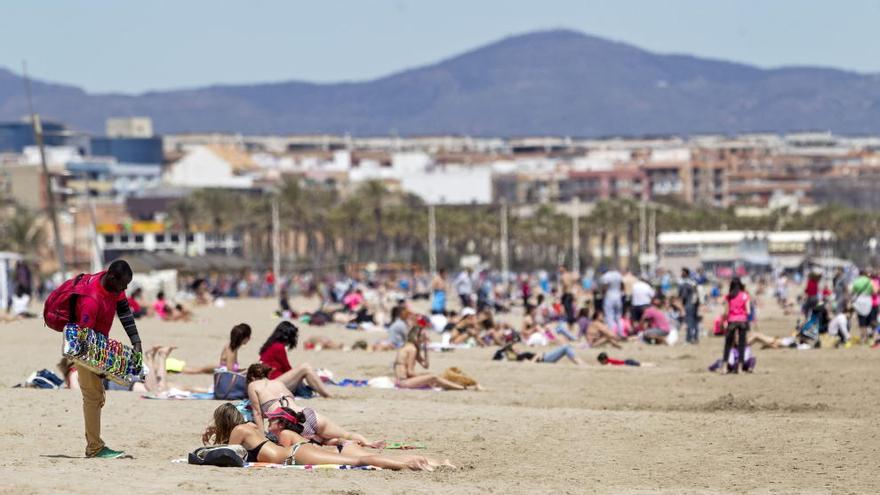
[259,341,291,379]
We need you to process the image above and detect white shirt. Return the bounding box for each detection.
[600,270,623,297]
[632,280,655,307]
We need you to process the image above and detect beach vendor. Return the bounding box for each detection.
[71,260,143,458]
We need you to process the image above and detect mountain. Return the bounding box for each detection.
[2,29,880,137]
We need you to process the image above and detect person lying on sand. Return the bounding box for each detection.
[266,405,440,467]
[394,327,481,390]
[596,351,654,367]
[492,341,585,366]
[203,403,446,470]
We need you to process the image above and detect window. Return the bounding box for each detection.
[104,234,114,243]
[134,235,144,243]
[156,234,166,243]
[170,234,180,243]
[120,234,130,243]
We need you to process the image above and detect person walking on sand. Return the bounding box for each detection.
[68,260,143,458]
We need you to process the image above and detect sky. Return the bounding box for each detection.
[2,0,878,94]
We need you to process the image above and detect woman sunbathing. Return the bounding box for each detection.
[245,363,370,447]
[394,327,476,390]
[202,403,443,470]
[265,405,450,469]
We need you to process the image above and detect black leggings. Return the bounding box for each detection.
[723,322,749,372]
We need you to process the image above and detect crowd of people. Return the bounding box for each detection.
[9,256,880,468]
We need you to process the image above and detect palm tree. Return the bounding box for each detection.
[192,188,244,252]
[168,196,198,256]
[0,206,47,254]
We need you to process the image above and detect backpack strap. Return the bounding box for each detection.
[67,274,86,326]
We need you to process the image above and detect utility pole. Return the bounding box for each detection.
[500,200,509,279]
[23,62,66,275]
[571,197,580,274]
[271,194,281,295]
[428,204,437,275]
[648,205,657,273]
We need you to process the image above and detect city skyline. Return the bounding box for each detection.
[2,0,879,94]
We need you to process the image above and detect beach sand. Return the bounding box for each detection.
[1,295,877,494]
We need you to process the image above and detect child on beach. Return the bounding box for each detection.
[596,352,643,367]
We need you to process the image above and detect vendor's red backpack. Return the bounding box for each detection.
[43,274,86,332]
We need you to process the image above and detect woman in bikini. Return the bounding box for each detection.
[203,403,444,470]
[162,323,253,374]
[265,405,450,469]
[245,363,373,446]
[393,327,476,390]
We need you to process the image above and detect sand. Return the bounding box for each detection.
[1,294,878,495]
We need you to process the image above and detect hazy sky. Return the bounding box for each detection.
[2,0,878,94]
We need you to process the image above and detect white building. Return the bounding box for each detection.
[164,145,255,188]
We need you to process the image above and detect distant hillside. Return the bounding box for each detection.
[2,29,880,136]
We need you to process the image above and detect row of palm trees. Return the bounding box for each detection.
[164,181,880,271]
[3,181,879,272]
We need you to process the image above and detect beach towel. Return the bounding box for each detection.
[171,458,380,470]
[331,378,369,388]
[142,392,215,400]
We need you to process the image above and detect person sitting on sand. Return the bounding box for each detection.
[162,323,252,375]
[639,297,670,345]
[245,363,374,444]
[247,362,331,429]
[394,327,478,390]
[257,321,332,398]
[585,308,622,348]
[449,307,481,345]
[203,403,443,470]
[126,287,148,319]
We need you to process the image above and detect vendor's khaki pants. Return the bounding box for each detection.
[76,365,106,456]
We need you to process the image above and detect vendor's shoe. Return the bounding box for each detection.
[90,446,125,459]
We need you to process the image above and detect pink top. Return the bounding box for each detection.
[641,307,669,333]
[726,292,751,322]
[153,300,168,319]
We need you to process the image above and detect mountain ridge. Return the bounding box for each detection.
[2,29,879,137]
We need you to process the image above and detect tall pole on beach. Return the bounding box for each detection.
[571,197,580,274]
[428,204,437,275]
[639,202,646,273]
[271,194,281,295]
[500,200,509,279]
[23,62,66,275]
[648,205,657,272]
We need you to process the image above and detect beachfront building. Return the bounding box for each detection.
[96,221,243,259]
[657,230,836,275]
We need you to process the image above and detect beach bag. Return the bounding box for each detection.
[853,295,872,316]
[43,274,86,332]
[188,445,247,467]
[27,369,65,389]
[213,371,247,400]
